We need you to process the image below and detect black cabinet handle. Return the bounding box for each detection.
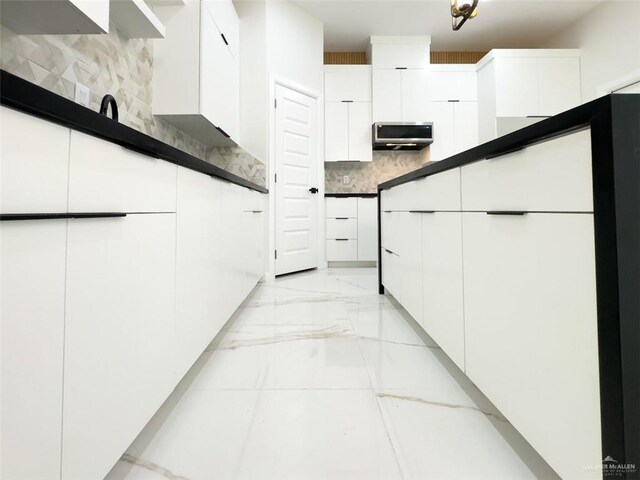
[486,211,528,216]
[216,126,230,138]
[341,100,353,103]
[1,212,127,221]
[335,238,349,241]
[409,210,435,214]
[245,210,263,213]
[384,248,395,255]
[221,33,229,45]
[395,67,408,70]
[334,217,349,220]
[309,187,319,194]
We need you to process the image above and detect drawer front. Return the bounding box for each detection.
[326,197,357,218]
[326,218,357,239]
[326,239,357,261]
[244,188,265,213]
[1,107,70,214]
[411,168,461,211]
[68,131,177,213]
[461,129,593,212]
[381,248,401,301]
[380,211,400,254]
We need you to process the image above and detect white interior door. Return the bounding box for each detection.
[275,84,319,276]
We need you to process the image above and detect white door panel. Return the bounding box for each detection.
[275,86,318,275]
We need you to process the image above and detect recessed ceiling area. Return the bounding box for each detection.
[290,0,605,51]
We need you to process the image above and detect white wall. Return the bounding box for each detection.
[543,1,640,101]
[265,0,324,94]
[237,0,325,278]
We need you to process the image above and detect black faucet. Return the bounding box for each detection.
[99,94,118,121]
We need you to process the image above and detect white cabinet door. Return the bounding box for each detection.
[200,5,239,139]
[427,70,477,102]
[175,167,228,378]
[1,220,66,480]
[62,213,177,480]
[348,102,373,162]
[325,102,349,162]
[203,0,239,59]
[401,69,431,122]
[421,212,464,370]
[371,43,430,69]
[494,57,539,117]
[411,167,461,211]
[325,65,372,102]
[537,57,581,116]
[425,101,455,161]
[398,212,422,324]
[68,131,177,213]
[372,69,402,122]
[463,212,601,480]
[1,107,70,214]
[357,197,378,261]
[453,101,478,154]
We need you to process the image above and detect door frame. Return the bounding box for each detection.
[267,75,325,279]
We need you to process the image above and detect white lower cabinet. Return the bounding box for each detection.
[175,168,226,378]
[462,212,601,480]
[326,196,378,262]
[398,212,423,324]
[421,212,464,369]
[327,238,358,261]
[357,197,377,261]
[62,213,177,480]
[381,247,401,301]
[1,220,67,480]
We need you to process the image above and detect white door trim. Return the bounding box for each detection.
[266,75,326,279]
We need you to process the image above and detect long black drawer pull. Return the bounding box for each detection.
[409,210,435,214]
[334,217,349,220]
[246,210,263,213]
[486,211,528,216]
[384,248,395,255]
[335,238,350,241]
[1,213,127,221]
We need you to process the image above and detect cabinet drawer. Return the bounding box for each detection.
[380,211,401,254]
[326,197,357,218]
[411,168,461,211]
[68,131,177,213]
[326,218,357,239]
[326,239,357,261]
[461,129,593,212]
[1,107,70,214]
[381,248,401,301]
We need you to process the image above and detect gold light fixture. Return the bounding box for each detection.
[451,0,479,31]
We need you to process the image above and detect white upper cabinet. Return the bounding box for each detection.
[369,36,431,69]
[401,69,431,122]
[372,69,402,122]
[477,50,581,141]
[427,65,477,102]
[109,0,165,38]
[153,0,239,144]
[0,0,109,34]
[324,65,372,162]
[325,65,372,102]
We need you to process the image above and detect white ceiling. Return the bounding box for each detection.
[289,0,605,52]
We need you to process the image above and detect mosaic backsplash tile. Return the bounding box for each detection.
[0,23,266,186]
[325,150,430,193]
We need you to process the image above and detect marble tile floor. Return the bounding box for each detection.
[105,268,560,480]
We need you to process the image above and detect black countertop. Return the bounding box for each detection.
[0,70,268,194]
[325,193,378,198]
[378,94,625,192]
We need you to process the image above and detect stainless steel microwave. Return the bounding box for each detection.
[372,122,434,151]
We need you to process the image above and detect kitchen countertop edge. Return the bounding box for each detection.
[0,70,268,194]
